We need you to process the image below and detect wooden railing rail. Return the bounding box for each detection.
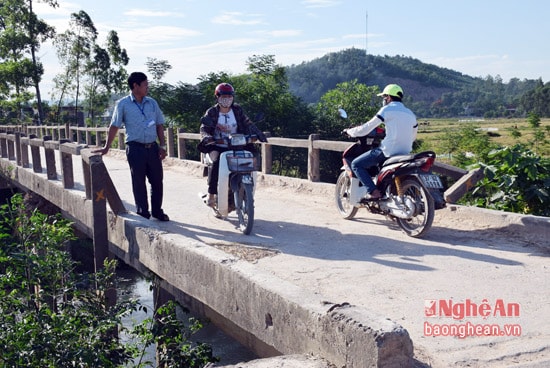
[0,124,480,202]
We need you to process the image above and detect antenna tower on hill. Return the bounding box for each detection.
[365,11,368,56]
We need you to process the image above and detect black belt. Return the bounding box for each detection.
[128,141,156,148]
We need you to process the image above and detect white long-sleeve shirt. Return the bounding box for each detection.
[346,101,418,157]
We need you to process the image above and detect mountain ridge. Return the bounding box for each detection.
[284,48,541,117]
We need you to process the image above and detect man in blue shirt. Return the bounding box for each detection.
[95,72,169,221]
[344,84,418,200]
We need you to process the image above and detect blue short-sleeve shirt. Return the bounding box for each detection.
[110,94,165,144]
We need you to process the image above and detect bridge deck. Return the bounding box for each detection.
[1,147,549,368]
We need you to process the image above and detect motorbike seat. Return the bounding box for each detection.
[382,151,436,166]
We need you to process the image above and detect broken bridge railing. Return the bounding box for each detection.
[0,130,124,307]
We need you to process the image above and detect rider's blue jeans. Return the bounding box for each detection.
[351,147,386,194]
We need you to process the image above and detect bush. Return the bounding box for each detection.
[463,145,550,216]
[0,194,217,367]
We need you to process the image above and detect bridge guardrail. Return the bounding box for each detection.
[0,124,480,203]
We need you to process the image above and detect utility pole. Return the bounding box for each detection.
[365,10,369,85]
[365,11,368,56]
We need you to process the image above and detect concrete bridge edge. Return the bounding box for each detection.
[108,218,414,367]
[0,159,414,366]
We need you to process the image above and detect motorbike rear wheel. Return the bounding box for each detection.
[396,179,435,238]
[235,182,255,235]
[335,171,359,219]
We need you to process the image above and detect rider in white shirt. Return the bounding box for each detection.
[344,84,418,200]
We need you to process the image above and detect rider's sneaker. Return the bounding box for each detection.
[207,194,217,208]
[364,189,382,201]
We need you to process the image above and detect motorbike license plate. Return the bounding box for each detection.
[420,174,443,189]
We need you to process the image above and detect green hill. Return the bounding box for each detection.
[285,48,541,118]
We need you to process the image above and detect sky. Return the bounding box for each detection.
[33,0,550,98]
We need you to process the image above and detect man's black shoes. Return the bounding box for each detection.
[137,211,169,221]
[152,212,170,222]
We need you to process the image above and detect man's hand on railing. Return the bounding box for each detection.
[92,146,110,155]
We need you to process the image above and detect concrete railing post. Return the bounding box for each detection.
[6,134,16,161]
[118,131,125,151]
[29,136,43,173]
[19,134,30,168]
[43,136,57,180]
[308,133,320,182]
[261,141,272,175]
[15,132,23,167]
[88,153,117,308]
[0,133,7,158]
[178,128,187,159]
[167,126,175,158]
[59,140,76,189]
[86,129,93,146]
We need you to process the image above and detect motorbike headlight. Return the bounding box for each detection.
[230,134,246,146]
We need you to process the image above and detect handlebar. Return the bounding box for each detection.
[343,127,386,139]
[205,134,262,147]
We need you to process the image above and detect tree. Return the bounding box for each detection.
[105,30,129,95]
[83,30,129,125]
[519,80,550,117]
[146,57,172,83]
[527,112,541,128]
[156,56,315,175]
[0,0,57,123]
[145,58,176,129]
[84,44,111,125]
[312,80,380,182]
[240,54,313,138]
[53,10,97,128]
[314,79,379,139]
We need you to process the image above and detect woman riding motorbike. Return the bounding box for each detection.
[198,83,267,207]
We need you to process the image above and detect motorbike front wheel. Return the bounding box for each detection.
[335,171,358,219]
[235,182,255,235]
[396,179,435,238]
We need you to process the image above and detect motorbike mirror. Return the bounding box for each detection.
[338,108,348,119]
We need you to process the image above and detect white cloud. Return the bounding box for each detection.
[124,9,185,18]
[343,33,365,40]
[34,0,79,17]
[268,37,337,50]
[263,30,303,38]
[118,26,202,48]
[211,12,264,26]
[301,0,341,8]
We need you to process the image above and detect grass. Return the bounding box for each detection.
[415,117,550,158]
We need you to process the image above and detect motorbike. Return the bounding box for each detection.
[200,133,260,235]
[335,109,446,238]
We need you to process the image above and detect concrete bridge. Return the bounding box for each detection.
[0,130,549,368]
